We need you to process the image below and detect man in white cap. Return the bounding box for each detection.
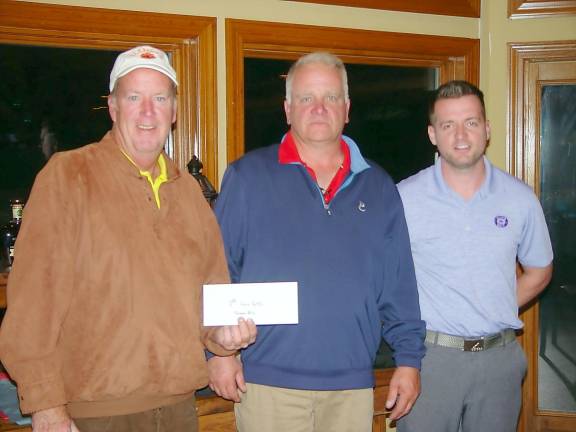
[0,45,256,432]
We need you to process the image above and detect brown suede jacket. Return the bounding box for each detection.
[0,132,232,418]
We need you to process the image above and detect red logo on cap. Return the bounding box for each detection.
[140,52,156,59]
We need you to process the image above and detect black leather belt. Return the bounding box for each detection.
[425,329,517,352]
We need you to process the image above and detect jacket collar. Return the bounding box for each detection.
[98,131,181,181]
[278,132,370,176]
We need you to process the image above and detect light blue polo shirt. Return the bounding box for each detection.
[397,156,553,337]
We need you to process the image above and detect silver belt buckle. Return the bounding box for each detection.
[463,339,484,352]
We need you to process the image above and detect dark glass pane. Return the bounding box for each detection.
[244,58,437,182]
[0,44,119,221]
[345,63,437,182]
[244,58,291,154]
[538,84,576,412]
[244,58,437,369]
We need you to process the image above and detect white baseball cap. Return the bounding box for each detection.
[109,45,178,92]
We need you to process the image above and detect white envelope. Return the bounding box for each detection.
[203,282,298,326]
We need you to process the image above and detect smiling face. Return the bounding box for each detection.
[284,62,350,149]
[428,94,490,174]
[108,68,177,171]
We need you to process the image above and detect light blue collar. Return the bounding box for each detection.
[432,155,493,202]
[342,135,371,174]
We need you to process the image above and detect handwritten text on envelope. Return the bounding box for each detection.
[203,282,298,326]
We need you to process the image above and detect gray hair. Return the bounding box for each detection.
[285,52,349,103]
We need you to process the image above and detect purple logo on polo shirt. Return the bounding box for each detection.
[494,215,509,228]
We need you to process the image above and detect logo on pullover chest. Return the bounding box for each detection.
[494,215,509,228]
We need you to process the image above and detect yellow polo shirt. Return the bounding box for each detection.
[121,151,168,208]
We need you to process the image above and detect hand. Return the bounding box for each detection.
[208,355,246,402]
[211,318,257,351]
[385,366,420,421]
[32,406,80,432]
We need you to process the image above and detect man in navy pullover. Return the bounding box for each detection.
[208,52,425,432]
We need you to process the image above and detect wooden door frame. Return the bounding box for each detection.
[508,0,576,19]
[509,40,576,432]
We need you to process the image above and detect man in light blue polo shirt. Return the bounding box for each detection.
[397,80,553,432]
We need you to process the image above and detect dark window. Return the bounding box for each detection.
[244,58,437,182]
[0,45,119,220]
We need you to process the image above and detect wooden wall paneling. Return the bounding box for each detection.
[198,411,236,432]
[508,0,576,18]
[226,18,480,163]
[372,415,387,432]
[373,368,394,430]
[197,396,237,431]
[285,0,481,18]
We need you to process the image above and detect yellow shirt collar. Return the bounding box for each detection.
[120,150,168,208]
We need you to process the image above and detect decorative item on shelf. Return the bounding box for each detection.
[187,155,218,207]
[0,200,24,272]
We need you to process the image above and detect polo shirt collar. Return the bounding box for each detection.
[342,135,371,174]
[278,132,370,176]
[432,155,494,200]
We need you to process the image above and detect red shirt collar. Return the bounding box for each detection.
[278,131,351,203]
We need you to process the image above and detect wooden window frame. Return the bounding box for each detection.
[226,18,479,164]
[508,0,576,19]
[0,0,218,184]
[285,0,481,18]
[509,40,576,432]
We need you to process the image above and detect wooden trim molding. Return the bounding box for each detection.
[226,18,479,164]
[508,41,576,183]
[509,40,576,432]
[508,0,576,18]
[285,0,481,17]
[0,0,219,185]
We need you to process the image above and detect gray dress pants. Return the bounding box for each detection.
[397,340,527,432]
